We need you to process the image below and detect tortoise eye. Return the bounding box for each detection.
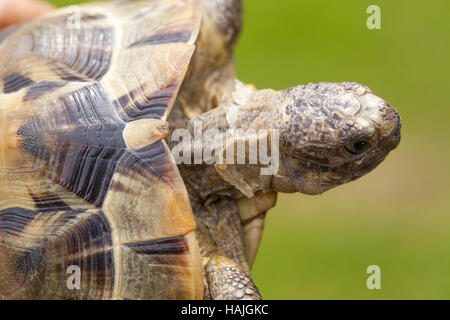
[345,140,372,155]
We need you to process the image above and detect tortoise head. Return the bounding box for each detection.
[270,82,401,195]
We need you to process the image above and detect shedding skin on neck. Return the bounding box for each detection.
[171,81,278,202]
[172,81,401,202]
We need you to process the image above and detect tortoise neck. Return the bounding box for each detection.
[169,106,242,203]
[168,85,283,201]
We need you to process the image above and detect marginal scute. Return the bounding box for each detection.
[115,232,203,300]
[128,31,192,48]
[114,0,202,49]
[103,43,195,122]
[124,235,188,255]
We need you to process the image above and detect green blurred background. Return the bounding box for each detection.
[47,0,450,299]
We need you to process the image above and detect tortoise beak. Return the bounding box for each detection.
[379,103,402,139]
[379,102,402,152]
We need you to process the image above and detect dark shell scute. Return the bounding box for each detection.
[128,31,191,48]
[19,84,127,207]
[124,235,188,255]
[0,208,37,236]
[24,81,67,101]
[113,79,179,122]
[29,191,72,212]
[3,74,34,93]
[117,140,174,182]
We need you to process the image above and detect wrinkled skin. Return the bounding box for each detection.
[170,0,401,300]
[175,81,401,200]
[274,81,401,195]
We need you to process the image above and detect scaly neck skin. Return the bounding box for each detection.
[169,84,283,205]
[170,80,402,204]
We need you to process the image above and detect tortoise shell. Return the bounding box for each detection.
[0,0,204,299]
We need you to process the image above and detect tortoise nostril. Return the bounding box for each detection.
[378,104,402,138]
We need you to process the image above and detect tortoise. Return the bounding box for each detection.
[0,0,401,300]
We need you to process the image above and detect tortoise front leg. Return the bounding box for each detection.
[205,255,261,300]
[187,195,262,300]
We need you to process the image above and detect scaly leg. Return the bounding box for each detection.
[186,193,262,300]
[206,255,261,300]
